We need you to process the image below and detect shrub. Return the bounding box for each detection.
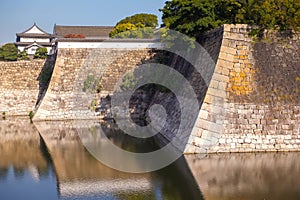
[120,72,137,91]
[29,111,34,122]
[83,75,101,93]
[88,99,98,111]
[34,47,48,59]
[18,50,30,60]
[0,43,18,61]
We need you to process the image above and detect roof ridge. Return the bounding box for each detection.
[54,25,114,27]
[17,23,50,35]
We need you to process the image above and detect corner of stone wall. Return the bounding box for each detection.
[185,24,255,153]
[186,24,300,153]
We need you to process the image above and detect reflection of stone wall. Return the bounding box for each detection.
[34,121,148,181]
[0,59,54,116]
[185,153,300,200]
[0,118,48,174]
[34,121,154,197]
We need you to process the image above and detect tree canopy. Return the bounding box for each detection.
[0,43,18,61]
[160,0,300,38]
[110,13,158,38]
[116,13,158,27]
[34,47,48,59]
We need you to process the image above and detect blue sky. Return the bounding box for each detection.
[0,0,166,45]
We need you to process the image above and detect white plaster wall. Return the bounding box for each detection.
[20,38,50,43]
[57,41,162,49]
[17,46,25,52]
[27,46,39,55]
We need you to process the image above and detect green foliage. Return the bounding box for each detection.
[34,47,48,59]
[245,0,300,32]
[120,72,137,91]
[29,111,34,122]
[160,0,223,37]
[160,0,300,38]
[2,112,5,120]
[109,22,137,37]
[116,13,158,27]
[88,99,98,111]
[110,13,158,38]
[18,50,30,60]
[111,26,155,39]
[83,75,101,93]
[158,27,196,49]
[0,43,18,61]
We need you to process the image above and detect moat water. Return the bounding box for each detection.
[1,118,300,200]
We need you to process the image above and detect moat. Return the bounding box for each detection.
[1,118,300,200]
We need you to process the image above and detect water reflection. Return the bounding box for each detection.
[185,153,300,200]
[0,118,57,200]
[2,118,299,200]
[0,118,203,200]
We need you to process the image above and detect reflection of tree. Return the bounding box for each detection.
[13,167,25,179]
[156,156,204,200]
[0,167,9,180]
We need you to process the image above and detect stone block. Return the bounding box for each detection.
[212,73,230,83]
[207,87,227,99]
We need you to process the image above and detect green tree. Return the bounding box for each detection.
[18,50,30,60]
[34,47,48,59]
[160,0,224,38]
[110,13,158,38]
[0,43,18,61]
[252,0,300,32]
[160,0,300,37]
[116,13,158,27]
[109,23,138,37]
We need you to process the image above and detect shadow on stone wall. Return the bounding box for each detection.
[35,54,57,108]
[253,38,300,105]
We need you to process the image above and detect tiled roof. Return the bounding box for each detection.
[15,42,53,47]
[16,33,52,38]
[53,25,114,39]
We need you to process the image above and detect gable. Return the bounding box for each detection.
[17,23,50,36]
[26,25,45,34]
[24,42,43,49]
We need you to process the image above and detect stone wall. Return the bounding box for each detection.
[32,24,300,153]
[187,24,300,153]
[0,58,54,116]
[33,48,157,120]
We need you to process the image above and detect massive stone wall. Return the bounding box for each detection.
[33,48,157,120]
[32,24,300,153]
[187,24,300,153]
[0,59,54,116]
